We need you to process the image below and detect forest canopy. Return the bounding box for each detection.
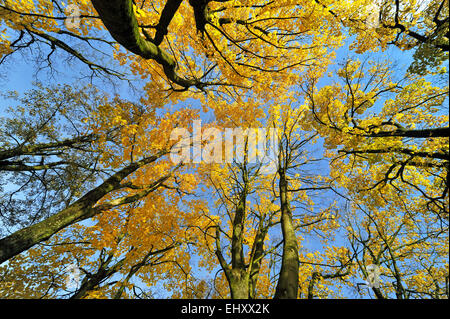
[0,0,448,299]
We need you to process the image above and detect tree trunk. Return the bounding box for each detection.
[274,169,299,299]
[248,224,269,299]
[91,0,196,88]
[229,270,250,299]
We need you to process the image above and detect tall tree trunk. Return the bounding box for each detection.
[228,270,250,299]
[228,188,249,298]
[248,223,269,299]
[274,169,299,299]
[216,179,257,299]
[231,193,246,271]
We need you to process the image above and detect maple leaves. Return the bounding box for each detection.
[303,58,448,222]
[0,0,448,300]
[301,56,448,298]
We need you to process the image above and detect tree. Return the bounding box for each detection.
[0,84,101,233]
[303,58,448,220]
[0,83,199,263]
[269,101,346,298]
[204,139,278,298]
[0,0,448,300]
[302,57,448,298]
[345,193,448,299]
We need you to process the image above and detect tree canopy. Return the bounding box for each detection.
[0,0,448,299]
